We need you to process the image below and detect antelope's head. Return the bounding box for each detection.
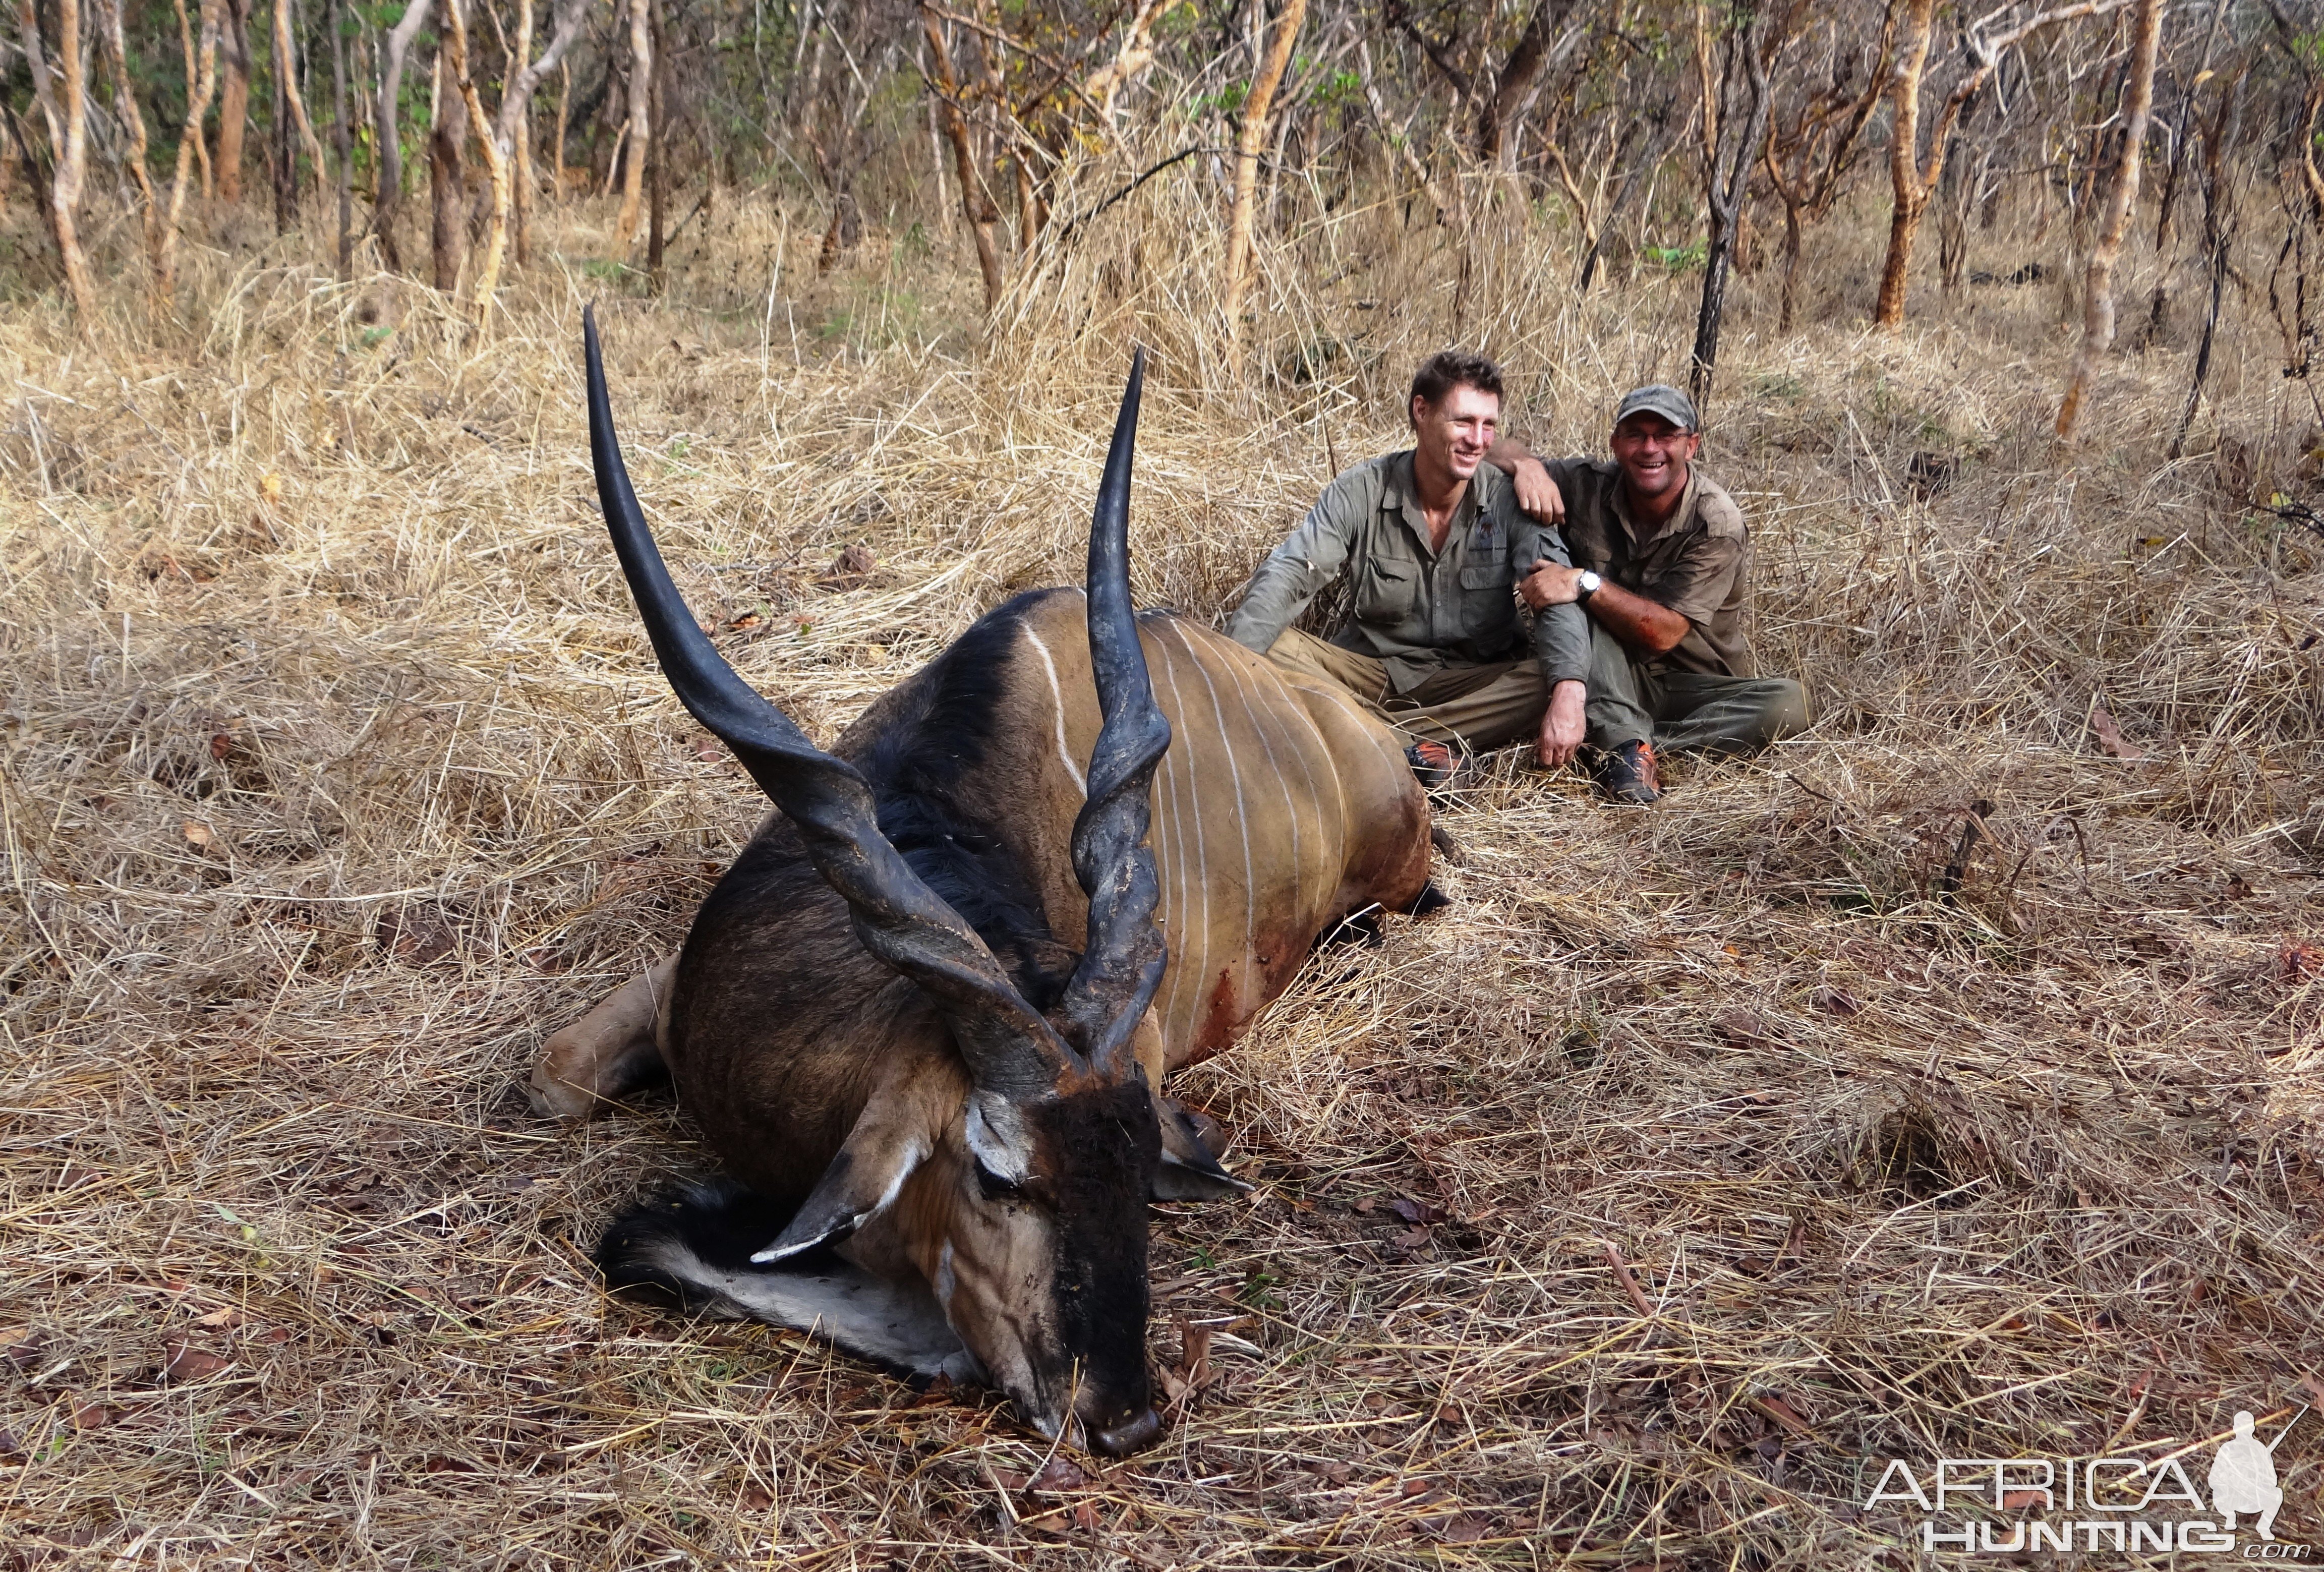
[584,316,1227,1453]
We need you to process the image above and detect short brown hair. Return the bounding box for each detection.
[1408,349,1504,413]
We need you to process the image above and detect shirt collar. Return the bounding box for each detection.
[1384,450,1487,558]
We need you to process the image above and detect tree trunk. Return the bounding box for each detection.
[2147,0,2231,338]
[216,0,251,202]
[275,0,329,201]
[170,0,214,196]
[1579,98,1679,292]
[645,0,665,283]
[18,0,99,323]
[95,0,158,276]
[2170,66,2242,458]
[552,60,569,201]
[443,0,506,319]
[429,48,467,290]
[612,0,651,248]
[1778,197,1804,332]
[1689,4,1773,409]
[1082,0,1172,119]
[1224,0,1307,345]
[270,0,294,228]
[490,0,588,257]
[1880,0,2131,329]
[1874,0,1935,328]
[506,0,534,268]
[918,6,1001,308]
[1474,0,1560,167]
[330,0,351,276]
[157,0,221,304]
[1936,88,1981,293]
[2056,0,2163,439]
[371,0,431,272]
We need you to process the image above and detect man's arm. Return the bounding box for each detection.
[1510,517,1589,768]
[1484,434,1564,526]
[1522,567,1691,656]
[1224,474,1365,656]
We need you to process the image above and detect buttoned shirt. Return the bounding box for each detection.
[1547,458,1755,678]
[1226,451,1590,693]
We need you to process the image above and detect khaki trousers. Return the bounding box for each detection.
[1584,622,1810,754]
[1260,628,1548,750]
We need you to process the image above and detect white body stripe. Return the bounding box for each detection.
[1019,624,1089,797]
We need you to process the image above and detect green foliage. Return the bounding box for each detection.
[1307,68,1362,109]
[1643,239,1708,272]
[1191,81,1251,119]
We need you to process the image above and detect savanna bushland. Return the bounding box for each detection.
[3,0,2323,1564]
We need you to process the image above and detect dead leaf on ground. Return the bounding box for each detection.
[2088,700,2146,761]
[3,1328,47,1372]
[1388,1198,1444,1226]
[819,544,881,588]
[1028,1457,1088,1493]
[160,1341,231,1384]
[1159,1318,1211,1407]
[1021,1501,1103,1534]
[1811,986,1862,1016]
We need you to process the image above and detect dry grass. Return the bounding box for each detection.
[2,174,2322,1568]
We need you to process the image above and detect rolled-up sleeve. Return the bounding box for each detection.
[1226,473,1366,655]
[1512,519,1589,687]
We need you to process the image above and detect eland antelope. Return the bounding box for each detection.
[545,313,1436,1453]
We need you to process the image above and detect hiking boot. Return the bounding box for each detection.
[1404,740,1465,794]
[1593,739,1661,805]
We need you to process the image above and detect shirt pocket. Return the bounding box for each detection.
[1457,547,1512,592]
[1455,548,1517,645]
[1356,559,1421,624]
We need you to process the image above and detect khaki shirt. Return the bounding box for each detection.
[1547,458,1755,678]
[1227,451,1590,693]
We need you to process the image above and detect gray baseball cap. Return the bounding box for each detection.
[1614,383,1699,432]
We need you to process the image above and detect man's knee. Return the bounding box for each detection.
[1757,677,1810,744]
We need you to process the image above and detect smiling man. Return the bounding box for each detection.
[1490,383,1808,805]
[1227,350,1590,789]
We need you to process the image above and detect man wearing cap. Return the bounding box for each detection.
[1487,383,1809,804]
[1226,348,1592,788]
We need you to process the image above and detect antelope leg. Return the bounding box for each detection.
[530,955,676,1119]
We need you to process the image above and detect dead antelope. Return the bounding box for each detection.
[550,312,1435,1453]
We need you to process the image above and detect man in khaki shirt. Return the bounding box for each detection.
[1491,384,1808,804]
[1226,351,1591,787]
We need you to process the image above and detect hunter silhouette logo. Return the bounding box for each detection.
[2212,1409,2301,1543]
[1864,1402,2311,1557]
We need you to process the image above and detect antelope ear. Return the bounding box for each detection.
[752,1094,933,1263]
[1153,1100,1248,1201]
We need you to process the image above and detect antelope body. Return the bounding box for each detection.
[550,318,1433,1453]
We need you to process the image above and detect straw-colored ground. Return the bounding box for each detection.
[3,185,2321,1568]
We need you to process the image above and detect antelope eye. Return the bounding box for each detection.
[973,1158,1024,1198]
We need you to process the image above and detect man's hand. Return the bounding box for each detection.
[1485,437,1564,526]
[1509,457,1565,526]
[1537,680,1586,769]
[1519,561,1585,609]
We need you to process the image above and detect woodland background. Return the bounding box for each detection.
[4,0,2324,1567]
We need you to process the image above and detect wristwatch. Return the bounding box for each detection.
[1575,570,1603,603]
